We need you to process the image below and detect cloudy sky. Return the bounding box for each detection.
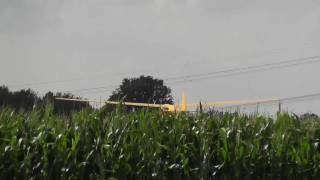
[1,0,320,113]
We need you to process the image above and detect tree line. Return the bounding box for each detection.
[0,86,90,115]
[0,76,174,115]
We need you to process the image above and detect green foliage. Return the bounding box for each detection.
[43,91,92,115]
[0,108,320,179]
[0,86,91,115]
[0,86,39,112]
[109,76,173,111]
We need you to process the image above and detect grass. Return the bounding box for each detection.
[0,106,320,179]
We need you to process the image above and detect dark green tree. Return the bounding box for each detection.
[0,86,91,114]
[43,91,91,115]
[107,76,173,111]
[0,86,38,111]
[0,86,11,107]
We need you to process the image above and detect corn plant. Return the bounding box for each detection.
[0,107,320,179]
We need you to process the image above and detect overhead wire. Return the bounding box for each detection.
[219,92,320,109]
[7,51,318,89]
[164,56,319,81]
[64,85,117,93]
[62,55,320,95]
[166,56,320,85]
[7,55,318,96]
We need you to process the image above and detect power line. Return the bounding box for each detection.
[62,55,320,95]
[75,89,114,96]
[166,56,320,85]
[8,77,86,88]
[8,52,318,89]
[6,54,318,90]
[64,85,117,93]
[14,55,317,96]
[281,92,320,103]
[220,92,320,108]
[164,56,319,81]
[7,71,148,89]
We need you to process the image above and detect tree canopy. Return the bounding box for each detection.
[0,86,90,114]
[109,75,174,105]
[1,75,173,113]
[0,86,39,111]
[43,92,91,115]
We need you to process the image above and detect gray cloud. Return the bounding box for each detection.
[1,0,320,113]
[0,0,62,35]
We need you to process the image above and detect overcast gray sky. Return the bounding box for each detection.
[1,0,320,113]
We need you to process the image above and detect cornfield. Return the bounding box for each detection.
[0,107,320,179]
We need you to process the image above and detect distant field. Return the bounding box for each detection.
[0,107,320,179]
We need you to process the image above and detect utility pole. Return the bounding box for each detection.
[100,96,102,109]
[278,101,282,114]
[236,106,240,114]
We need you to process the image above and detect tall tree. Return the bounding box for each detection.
[0,86,11,107]
[108,76,173,111]
[0,86,38,111]
[0,86,91,114]
[43,91,91,115]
